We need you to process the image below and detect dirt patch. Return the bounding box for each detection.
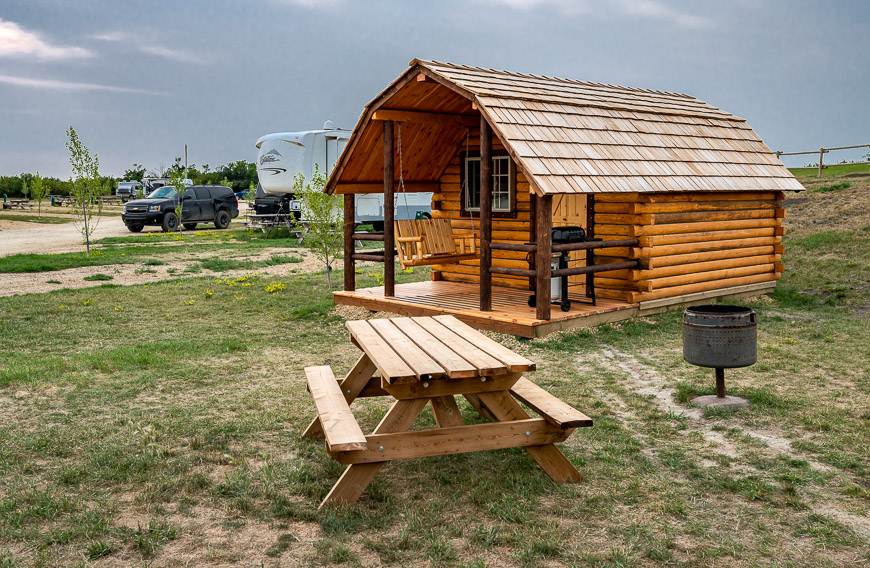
[591,346,870,541]
[785,180,870,235]
[0,248,321,297]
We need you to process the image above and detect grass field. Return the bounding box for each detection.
[0,230,301,273]
[0,214,74,225]
[0,175,867,566]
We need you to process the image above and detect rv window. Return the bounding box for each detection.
[463,154,513,214]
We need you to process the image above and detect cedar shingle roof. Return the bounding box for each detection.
[417,60,803,194]
[326,60,804,195]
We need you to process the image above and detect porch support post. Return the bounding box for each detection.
[585,193,595,300]
[383,120,395,297]
[535,193,552,320]
[479,115,492,311]
[528,192,537,291]
[343,193,355,291]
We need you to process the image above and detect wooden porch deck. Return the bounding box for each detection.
[333,281,638,337]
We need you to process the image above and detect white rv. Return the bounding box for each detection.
[254,121,431,229]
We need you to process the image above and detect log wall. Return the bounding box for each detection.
[593,191,785,303]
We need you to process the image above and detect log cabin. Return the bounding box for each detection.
[326,60,804,338]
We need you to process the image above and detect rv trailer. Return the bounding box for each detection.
[253,121,431,230]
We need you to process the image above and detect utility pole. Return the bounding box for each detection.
[184,144,188,172]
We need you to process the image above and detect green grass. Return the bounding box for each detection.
[197,254,302,272]
[0,213,73,224]
[0,187,867,564]
[83,273,113,281]
[0,231,304,273]
[812,181,851,193]
[789,162,870,180]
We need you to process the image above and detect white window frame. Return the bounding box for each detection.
[464,155,513,213]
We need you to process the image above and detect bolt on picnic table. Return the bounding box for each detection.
[303,314,593,509]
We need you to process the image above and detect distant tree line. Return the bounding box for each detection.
[1,158,258,198]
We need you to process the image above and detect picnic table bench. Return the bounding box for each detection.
[2,198,31,210]
[303,314,592,508]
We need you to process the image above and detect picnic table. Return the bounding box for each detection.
[303,314,593,508]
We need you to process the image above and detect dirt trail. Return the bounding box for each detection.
[592,346,870,540]
[0,217,141,256]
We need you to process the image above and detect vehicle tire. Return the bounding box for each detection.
[161,212,178,232]
[183,223,197,231]
[214,209,231,229]
[126,223,144,233]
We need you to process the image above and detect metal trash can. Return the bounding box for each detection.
[683,304,757,402]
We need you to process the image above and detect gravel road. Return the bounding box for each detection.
[0,217,161,257]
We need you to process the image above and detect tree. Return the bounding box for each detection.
[122,164,146,182]
[292,165,342,286]
[30,172,48,217]
[169,169,187,234]
[65,126,106,254]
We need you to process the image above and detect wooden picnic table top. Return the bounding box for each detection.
[346,315,536,383]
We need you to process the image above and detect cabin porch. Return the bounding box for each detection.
[333,280,637,338]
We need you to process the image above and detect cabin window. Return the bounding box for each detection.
[462,155,514,215]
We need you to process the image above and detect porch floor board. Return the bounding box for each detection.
[333,281,638,338]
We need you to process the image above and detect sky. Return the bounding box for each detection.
[0,0,867,178]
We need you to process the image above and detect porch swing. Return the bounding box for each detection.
[393,125,478,269]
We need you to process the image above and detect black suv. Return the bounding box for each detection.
[121,185,239,232]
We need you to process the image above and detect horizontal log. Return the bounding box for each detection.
[633,199,780,214]
[491,242,536,252]
[552,260,638,278]
[552,238,639,252]
[632,236,781,257]
[633,254,778,279]
[643,191,779,203]
[491,266,535,277]
[596,288,635,301]
[371,109,478,127]
[639,245,776,269]
[595,201,780,219]
[332,418,570,464]
[353,253,386,262]
[352,232,384,241]
[634,227,774,247]
[641,263,775,290]
[594,277,644,291]
[594,191,778,204]
[634,218,779,237]
[627,272,779,303]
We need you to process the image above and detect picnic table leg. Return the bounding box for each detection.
[462,394,497,421]
[476,391,582,483]
[320,398,427,509]
[303,354,376,439]
[431,396,463,428]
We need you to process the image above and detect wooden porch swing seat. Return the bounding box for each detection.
[394,218,477,268]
